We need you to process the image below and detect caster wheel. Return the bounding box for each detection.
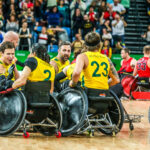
[129,122,134,131]
[23,132,30,138]
[112,131,116,137]
[56,131,61,138]
[88,130,94,137]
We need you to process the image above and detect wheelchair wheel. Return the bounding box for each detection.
[57,87,88,137]
[34,94,63,136]
[97,90,124,135]
[0,90,27,136]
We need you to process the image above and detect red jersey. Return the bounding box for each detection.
[118,57,133,74]
[136,57,150,77]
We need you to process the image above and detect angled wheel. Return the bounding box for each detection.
[34,94,63,136]
[0,90,27,136]
[57,87,88,137]
[97,90,124,135]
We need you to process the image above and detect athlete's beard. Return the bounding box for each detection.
[60,55,69,62]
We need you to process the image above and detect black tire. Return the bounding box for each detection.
[0,90,27,136]
[57,87,88,137]
[98,90,124,135]
[34,94,63,136]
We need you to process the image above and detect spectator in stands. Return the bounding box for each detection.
[111,0,126,16]
[112,13,127,47]
[97,0,107,19]
[118,48,136,79]
[99,15,112,35]
[82,14,96,39]
[70,0,86,25]
[72,8,84,36]
[100,39,112,59]
[133,45,150,77]
[71,33,84,53]
[103,5,116,22]
[45,6,62,27]
[18,21,32,51]
[6,15,19,32]
[141,25,150,44]
[24,8,35,31]
[58,0,69,27]
[101,28,112,42]
[38,26,49,47]
[86,5,98,27]
[34,0,43,21]
[50,41,71,74]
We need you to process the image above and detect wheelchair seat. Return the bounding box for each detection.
[136,77,150,89]
[23,81,63,136]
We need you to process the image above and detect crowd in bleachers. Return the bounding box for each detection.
[0,0,138,58]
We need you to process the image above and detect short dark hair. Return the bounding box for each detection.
[122,48,130,54]
[0,41,15,53]
[59,41,71,49]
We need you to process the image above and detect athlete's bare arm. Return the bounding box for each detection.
[50,60,59,74]
[130,58,137,69]
[108,58,120,87]
[12,66,31,89]
[70,54,86,87]
[133,66,138,76]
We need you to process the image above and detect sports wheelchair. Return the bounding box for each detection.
[0,81,62,137]
[121,75,150,100]
[57,87,124,136]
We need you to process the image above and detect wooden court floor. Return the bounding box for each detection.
[0,100,150,150]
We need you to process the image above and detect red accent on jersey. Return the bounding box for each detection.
[118,57,133,74]
[136,57,150,77]
[39,37,48,40]
[101,48,109,57]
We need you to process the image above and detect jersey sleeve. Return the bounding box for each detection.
[25,57,37,72]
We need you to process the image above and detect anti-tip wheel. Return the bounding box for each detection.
[56,131,61,138]
[23,131,30,138]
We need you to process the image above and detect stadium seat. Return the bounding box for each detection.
[48,45,58,53]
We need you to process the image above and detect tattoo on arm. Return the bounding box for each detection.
[108,58,119,80]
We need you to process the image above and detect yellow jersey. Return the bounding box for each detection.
[28,56,55,82]
[66,63,83,82]
[52,57,70,73]
[0,60,15,80]
[82,51,110,90]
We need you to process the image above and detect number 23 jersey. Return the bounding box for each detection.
[82,51,110,89]
[136,57,150,77]
[26,56,55,82]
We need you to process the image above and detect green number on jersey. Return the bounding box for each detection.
[44,70,51,81]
